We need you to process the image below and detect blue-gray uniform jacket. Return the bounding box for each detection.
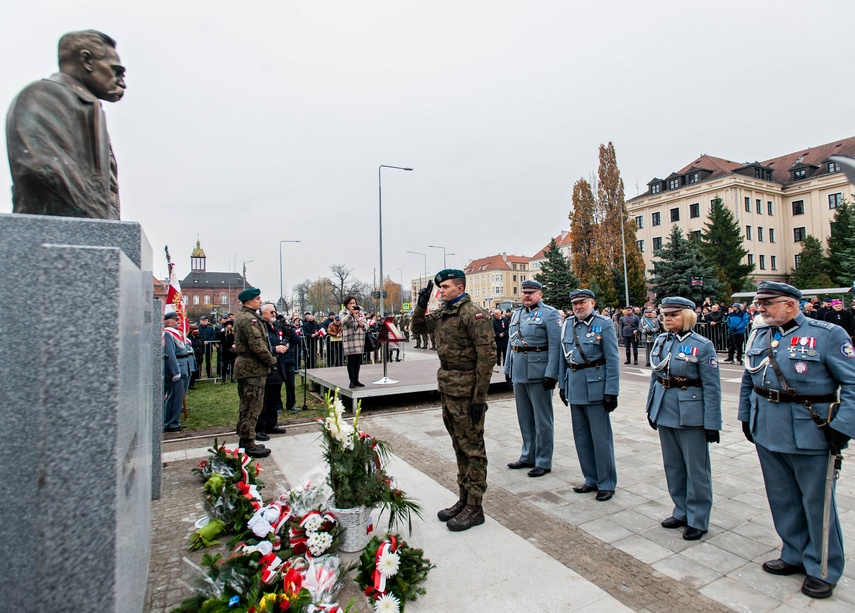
[163,331,185,379]
[647,331,722,430]
[504,301,562,383]
[738,313,855,449]
[558,312,620,404]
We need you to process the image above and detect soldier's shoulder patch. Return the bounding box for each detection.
[841,343,855,358]
[251,319,258,323]
[708,356,718,369]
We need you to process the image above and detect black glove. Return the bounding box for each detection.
[559,388,568,406]
[603,394,618,412]
[505,374,513,389]
[741,420,753,443]
[824,425,850,455]
[705,429,720,444]
[647,416,657,430]
[417,281,434,309]
[543,377,557,391]
[469,402,487,424]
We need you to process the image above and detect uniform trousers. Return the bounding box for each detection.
[282,363,296,410]
[570,403,616,490]
[257,383,282,434]
[624,336,639,360]
[727,333,745,362]
[513,382,554,469]
[163,376,185,429]
[658,426,712,531]
[756,443,844,583]
[442,394,487,506]
[237,377,265,447]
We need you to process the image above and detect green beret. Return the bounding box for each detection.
[434,269,466,284]
[238,287,261,302]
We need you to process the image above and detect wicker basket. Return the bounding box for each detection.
[330,503,373,552]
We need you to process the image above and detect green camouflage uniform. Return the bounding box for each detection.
[234,305,276,447]
[412,294,496,505]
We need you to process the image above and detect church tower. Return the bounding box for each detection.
[190,238,206,273]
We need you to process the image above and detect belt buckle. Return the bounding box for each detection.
[768,389,780,403]
[661,378,671,389]
[569,363,578,372]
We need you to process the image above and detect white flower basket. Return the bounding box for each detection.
[330,503,373,552]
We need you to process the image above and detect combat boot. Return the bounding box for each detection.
[446,504,485,532]
[437,498,466,522]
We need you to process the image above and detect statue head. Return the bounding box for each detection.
[58,30,125,102]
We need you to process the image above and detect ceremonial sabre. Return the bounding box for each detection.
[820,401,843,579]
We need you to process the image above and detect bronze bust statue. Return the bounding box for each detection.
[6,30,126,219]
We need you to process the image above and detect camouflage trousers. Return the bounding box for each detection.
[237,377,265,447]
[442,394,487,506]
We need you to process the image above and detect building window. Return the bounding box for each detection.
[689,203,700,218]
[182,296,188,306]
[756,199,762,214]
[748,254,754,266]
[754,167,762,179]
[758,227,764,242]
[828,161,840,173]
[794,168,806,180]
[759,255,766,270]
[652,212,661,226]
[829,193,843,209]
[744,197,751,212]
[512,274,516,282]
[193,295,200,305]
[513,287,517,295]
[771,255,777,270]
[652,237,663,251]
[691,230,702,241]
[794,254,802,269]
[794,227,807,242]
[688,172,699,184]
[745,225,752,240]
[203,294,211,304]
[221,294,228,304]
[767,201,774,216]
[669,178,680,190]
[792,200,805,215]
[651,184,661,194]
[769,228,776,243]
[637,239,644,252]
[670,207,680,222]
[635,215,644,229]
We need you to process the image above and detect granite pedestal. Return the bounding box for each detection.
[0,213,156,612]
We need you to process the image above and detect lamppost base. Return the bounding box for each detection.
[372,377,399,385]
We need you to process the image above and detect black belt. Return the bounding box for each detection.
[753,385,838,404]
[440,361,476,371]
[568,358,606,372]
[512,345,548,353]
[657,376,701,389]
[166,355,190,359]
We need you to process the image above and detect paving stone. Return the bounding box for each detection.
[681,541,754,574]
[700,576,781,612]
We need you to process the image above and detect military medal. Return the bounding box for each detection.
[771,340,779,348]
[688,347,699,363]
[808,349,817,356]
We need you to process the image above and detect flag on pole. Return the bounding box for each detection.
[165,246,188,336]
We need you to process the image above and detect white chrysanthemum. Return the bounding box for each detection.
[302,514,323,533]
[307,531,333,556]
[377,550,400,578]
[374,593,400,613]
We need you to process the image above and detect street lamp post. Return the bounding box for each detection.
[428,244,455,269]
[407,250,427,288]
[618,204,630,307]
[396,267,403,312]
[376,164,412,385]
[242,260,254,290]
[279,240,301,313]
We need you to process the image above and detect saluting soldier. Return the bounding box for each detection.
[558,289,620,500]
[646,297,721,540]
[234,287,276,459]
[411,269,496,531]
[504,280,562,478]
[739,282,855,599]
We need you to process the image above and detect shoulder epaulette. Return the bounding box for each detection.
[805,319,835,331]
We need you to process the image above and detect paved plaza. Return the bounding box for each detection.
[152,361,855,612]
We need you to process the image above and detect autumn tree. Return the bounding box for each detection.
[329,264,362,307]
[791,236,834,289]
[568,178,598,286]
[534,238,579,309]
[698,197,754,300]
[381,275,402,313]
[648,226,721,303]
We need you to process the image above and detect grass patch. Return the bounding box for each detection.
[183,375,326,431]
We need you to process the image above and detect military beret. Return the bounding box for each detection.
[568,288,595,302]
[754,281,802,301]
[520,279,542,291]
[238,287,261,302]
[660,296,696,313]
[434,269,466,284]
[164,311,179,321]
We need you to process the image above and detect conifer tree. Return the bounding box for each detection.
[699,197,753,300]
[791,236,834,289]
[534,238,579,310]
[827,200,855,286]
[648,225,721,303]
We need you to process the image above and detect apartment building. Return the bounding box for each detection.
[529,230,573,273]
[627,137,855,283]
[464,253,531,310]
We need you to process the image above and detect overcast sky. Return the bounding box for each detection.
[3,1,854,304]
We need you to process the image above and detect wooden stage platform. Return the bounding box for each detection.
[302,352,507,404]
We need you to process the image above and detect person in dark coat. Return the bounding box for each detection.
[493,309,508,366]
[219,321,236,383]
[279,317,301,412]
[824,299,855,340]
[188,325,204,389]
[255,303,288,439]
[300,312,322,369]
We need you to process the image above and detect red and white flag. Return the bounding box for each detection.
[164,246,188,336]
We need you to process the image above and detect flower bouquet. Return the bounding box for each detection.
[289,509,342,558]
[320,390,422,540]
[354,535,434,613]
